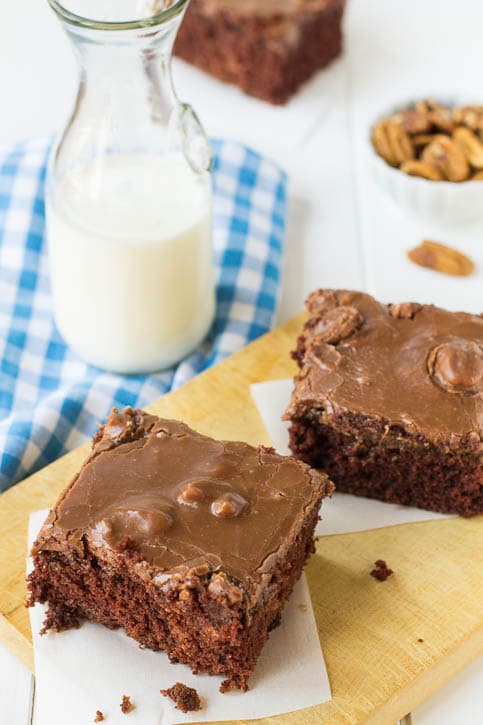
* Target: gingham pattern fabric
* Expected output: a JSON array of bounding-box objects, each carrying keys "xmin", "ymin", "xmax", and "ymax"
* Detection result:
[{"xmin": 0, "ymin": 137, "xmax": 287, "ymax": 492}]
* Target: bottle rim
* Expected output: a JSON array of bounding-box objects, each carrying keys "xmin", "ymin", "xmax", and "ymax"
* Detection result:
[{"xmin": 47, "ymin": 0, "xmax": 190, "ymax": 31}]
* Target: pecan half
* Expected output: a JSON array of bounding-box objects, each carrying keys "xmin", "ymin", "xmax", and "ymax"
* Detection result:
[
  {"xmin": 428, "ymin": 340, "xmax": 483, "ymax": 395},
  {"xmin": 372, "ymin": 120, "xmax": 398, "ymax": 166},
  {"xmin": 453, "ymin": 105, "xmax": 483, "ymax": 131},
  {"xmin": 305, "ymin": 289, "xmax": 338, "ymax": 315},
  {"xmin": 427, "ymin": 109, "xmax": 454, "ymax": 134},
  {"xmin": 421, "ymin": 135, "xmax": 470, "ymax": 181},
  {"xmin": 387, "ymin": 121, "xmax": 415, "ymax": 165},
  {"xmin": 452, "ymin": 126, "xmax": 483, "ymax": 169},
  {"xmin": 415, "ymin": 99, "xmax": 445, "ymax": 114},
  {"xmin": 311, "ymin": 306, "xmax": 363, "ymax": 345},
  {"xmin": 392, "ymin": 111, "xmax": 431, "ymax": 135},
  {"xmin": 372, "ymin": 120, "xmax": 414, "ymax": 166},
  {"xmin": 400, "ymin": 160, "xmax": 443, "ymax": 181},
  {"xmin": 388, "ymin": 302, "xmax": 423, "ymax": 319},
  {"xmin": 412, "ymin": 133, "xmax": 437, "ymax": 149},
  {"xmin": 407, "ymin": 240, "xmax": 474, "ymax": 276}
]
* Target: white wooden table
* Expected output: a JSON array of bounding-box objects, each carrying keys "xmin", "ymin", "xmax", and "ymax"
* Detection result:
[{"xmin": 0, "ymin": 1, "xmax": 481, "ymax": 722}]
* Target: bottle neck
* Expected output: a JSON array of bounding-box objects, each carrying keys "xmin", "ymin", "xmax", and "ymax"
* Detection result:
[
  {"xmin": 65, "ymin": 17, "xmax": 181, "ymax": 122},
  {"xmin": 49, "ymin": 1, "xmax": 212, "ymax": 180},
  {"xmin": 51, "ymin": 12, "xmax": 190, "ymax": 173}
]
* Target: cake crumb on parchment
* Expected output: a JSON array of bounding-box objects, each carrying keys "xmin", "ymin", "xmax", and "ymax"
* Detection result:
[
  {"xmin": 161, "ymin": 682, "xmax": 202, "ymax": 713},
  {"xmin": 120, "ymin": 695, "xmax": 135, "ymax": 714}
]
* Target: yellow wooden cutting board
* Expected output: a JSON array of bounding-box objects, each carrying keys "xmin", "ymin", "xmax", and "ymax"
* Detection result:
[{"xmin": 0, "ymin": 314, "xmax": 482, "ymax": 725}]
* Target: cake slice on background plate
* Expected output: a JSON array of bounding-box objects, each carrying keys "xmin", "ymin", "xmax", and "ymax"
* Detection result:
[
  {"xmin": 285, "ymin": 289, "xmax": 482, "ymax": 516},
  {"xmin": 174, "ymin": 0, "xmax": 346, "ymax": 104}
]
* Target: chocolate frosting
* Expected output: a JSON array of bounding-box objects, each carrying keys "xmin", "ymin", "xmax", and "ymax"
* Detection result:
[
  {"xmin": 285, "ymin": 290, "xmax": 482, "ymax": 447},
  {"xmin": 33, "ymin": 409, "xmax": 332, "ymax": 596}
]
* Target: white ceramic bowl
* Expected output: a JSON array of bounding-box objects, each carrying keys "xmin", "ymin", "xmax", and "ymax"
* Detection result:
[{"xmin": 368, "ymin": 98, "xmax": 483, "ymax": 226}]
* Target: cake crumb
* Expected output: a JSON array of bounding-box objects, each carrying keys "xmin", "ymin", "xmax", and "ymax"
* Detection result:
[
  {"xmin": 417, "ymin": 638, "xmax": 424, "ymax": 643},
  {"xmin": 120, "ymin": 695, "xmax": 134, "ymax": 714},
  {"xmin": 94, "ymin": 712, "xmax": 104, "ymax": 723},
  {"xmin": 298, "ymin": 603, "xmax": 308, "ymax": 612},
  {"xmin": 370, "ymin": 559, "xmax": 393, "ymax": 582},
  {"xmin": 161, "ymin": 683, "xmax": 201, "ymax": 713},
  {"xmin": 220, "ymin": 678, "xmax": 248, "ymax": 693}
]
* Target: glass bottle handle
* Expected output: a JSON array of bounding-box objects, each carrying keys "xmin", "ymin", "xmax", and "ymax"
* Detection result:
[{"xmin": 178, "ymin": 102, "xmax": 213, "ymax": 175}]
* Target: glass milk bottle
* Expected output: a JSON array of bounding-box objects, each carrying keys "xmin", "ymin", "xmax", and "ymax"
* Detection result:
[{"xmin": 45, "ymin": 0, "xmax": 215, "ymax": 373}]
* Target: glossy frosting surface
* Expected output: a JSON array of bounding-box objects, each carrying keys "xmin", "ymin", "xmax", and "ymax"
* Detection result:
[
  {"xmin": 286, "ymin": 290, "xmax": 483, "ymax": 445},
  {"xmin": 34, "ymin": 409, "xmax": 330, "ymax": 588}
]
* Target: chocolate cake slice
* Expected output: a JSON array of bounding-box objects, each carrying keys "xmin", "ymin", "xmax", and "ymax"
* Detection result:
[
  {"xmin": 28, "ymin": 408, "xmax": 333, "ymax": 690},
  {"xmin": 174, "ymin": 0, "xmax": 346, "ymax": 104},
  {"xmin": 284, "ymin": 289, "xmax": 482, "ymax": 516}
]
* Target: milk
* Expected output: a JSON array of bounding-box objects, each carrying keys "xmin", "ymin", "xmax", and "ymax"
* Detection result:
[{"xmin": 46, "ymin": 153, "xmax": 214, "ymax": 373}]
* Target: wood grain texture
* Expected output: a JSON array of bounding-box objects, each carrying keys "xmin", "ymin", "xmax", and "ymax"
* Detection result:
[{"xmin": 0, "ymin": 313, "xmax": 482, "ymax": 724}]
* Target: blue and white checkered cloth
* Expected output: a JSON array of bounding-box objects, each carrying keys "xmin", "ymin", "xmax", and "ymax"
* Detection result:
[{"xmin": 0, "ymin": 137, "xmax": 287, "ymax": 492}]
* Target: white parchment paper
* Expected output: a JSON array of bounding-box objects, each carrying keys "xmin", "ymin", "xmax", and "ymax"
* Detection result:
[
  {"xmin": 250, "ymin": 379, "xmax": 454, "ymax": 535},
  {"xmin": 28, "ymin": 510, "xmax": 331, "ymax": 725}
]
